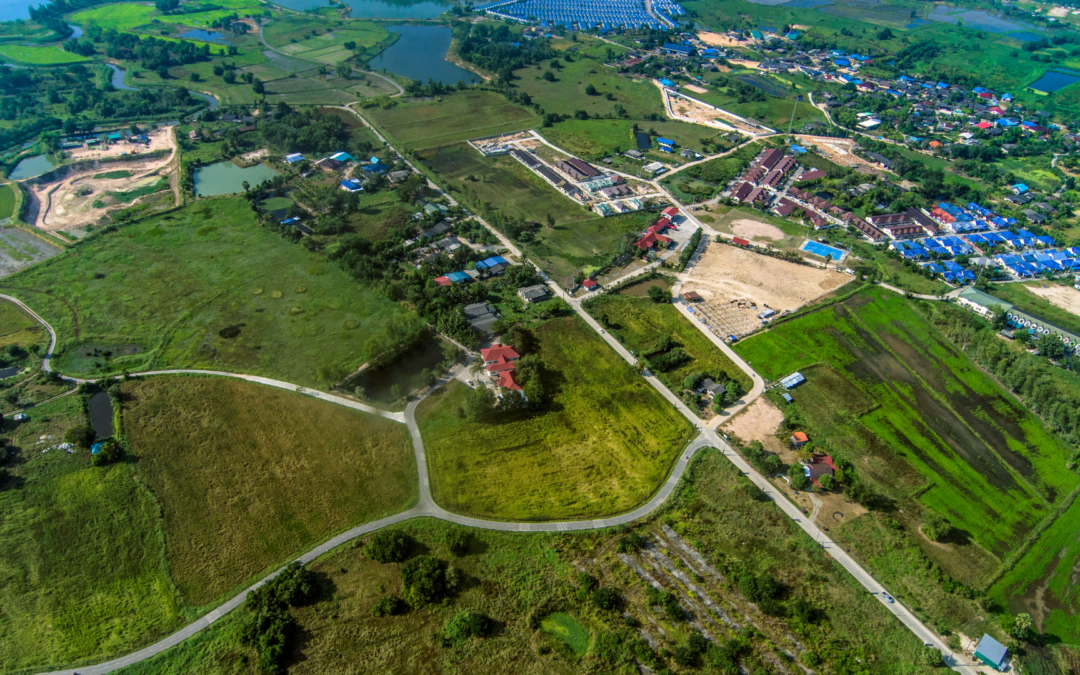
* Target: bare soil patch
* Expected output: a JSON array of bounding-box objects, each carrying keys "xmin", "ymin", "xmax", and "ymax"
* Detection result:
[
  {"xmin": 730, "ymin": 218, "xmax": 785, "ymax": 241},
  {"xmin": 64, "ymin": 127, "xmax": 174, "ymax": 162},
  {"xmin": 684, "ymin": 83, "xmax": 709, "ymax": 94},
  {"xmin": 723, "ymin": 396, "xmax": 783, "ymax": 441},
  {"xmin": 1025, "ymin": 283, "xmax": 1080, "ymax": 316},
  {"xmin": 697, "ymin": 30, "xmax": 743, "ymax": 47},
  {"xmin": 794, "ymin": 135, "xmax": 885, "ymax": 175}
]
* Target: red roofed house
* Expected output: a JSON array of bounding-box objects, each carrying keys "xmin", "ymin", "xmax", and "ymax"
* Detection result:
[
  {"xmin": 988, "ymin": 106, "xmax": 1004, "ymax": 115},
  {"xmin": 732, "ymin": 237, "xmax": 750, "ymax": 246},
  {"xmin": 636, "ymin": 232, "xmax": 672, "ymax": 251},
  {"xmin": 978, "ymin": 91, "xmax": 994, "ymax": 99},
  {"xmin": 582, "ymin": 277, "xmax": 599, "ymax": 290},
  {"xmin": 803, "ymin": 454, "xmax": 836, "ymax": 486},
  {"xmin": 435, "ymin": 276, "xmax": 452, "ymax": 287},
  {"xmin": 481, "ymin": 345, "xmax": 520, "ymax": 373},
  {"xmin": 791, "ymin": 431, "xmax": 810, "ymax": 448},
  {"xmin": 975, "ymin": 121, "xmax": 993, "ymax": 130},
  {"xmin": 650, "ymin": 218, "xmax": 671, "ymax": 233},
  {"xmin": 496, "ymin": 369, "xmax": 522, "ymax": 391},
  {"xmin": 662, "ymin": 206, "xmax": 679, "ymax": 218}
]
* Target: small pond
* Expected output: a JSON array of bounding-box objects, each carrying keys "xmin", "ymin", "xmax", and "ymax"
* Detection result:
[
  {"xmin": 1029, "ymin": 70, "xmax": 1080, "ymax": 93},
  {"xmin": 354, "ymin": 339, "xmax": 448, "ymax": 407},
  {"xmin": 620, "ymin": 278, "xmax": 673, "ymax": 297},
  {"xmin": 9, "ymin": 154, "xmax": 56, "ymax": 180},
  {"xmin": 88, "ymin": 391, "xmax": 114, "ymax": 440},
  {"xmin": 342, "ymin": 0, "xmax": 449, "ymax": 19},
  {"xmin": 179, "ymin": 28, "xmax": 229, "ymax": 44},
  {"xmin": 106, "ymin": 63, "xmax": 137, "ymax": 91},
  {"xmin": 194, "ymin": 161, "xmax": 279, "ymax": 196},
  {"xmin": 368, "ymin": 25, "xmax": 477, "ymax": 85},
  {"xmin": 0, "ymin": 366, "xmax": 18, "ymax": 379}
]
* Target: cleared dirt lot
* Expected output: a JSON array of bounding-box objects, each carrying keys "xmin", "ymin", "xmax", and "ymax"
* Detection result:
[
  {"xmin": 684, "ymin": 241, "xmax": 850, "ymax": 312},
  {"xmin": 697, "ymin": 31, "xmax": 744, "ymax": 47},
  {"xmin": 65, "ymin": 127, "xmax": 174, "ymax": 162},
  {"xmin": 1025, "ymin": 283, "xmax": 1080, "ymax": 315},
  {"xmin": 794, "ymin": 135, "xmax": 885, "ymax": 175},
  {"xmin": 730, "ymin": 218, "xmax": 784, "ymax": 241}
]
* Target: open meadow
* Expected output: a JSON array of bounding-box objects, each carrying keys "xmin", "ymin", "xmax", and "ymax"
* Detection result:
[
  {"xmin": 734, "ymin": 288, "xmax": 1077, "ymax": 568},
  {"xmin": 0, "ymin": 197, "xmax": 417, "ymax": 387},
  {"xmin": 988, "ymin": 280, "xmax": 1080, "ymax": 337},
  {"xmin": 418, "ymin": 316, "xmax": 694, "ymax": 520},
  {"xmin": 121, "ymin": 376, "xmax": 416, "ymax": 607}
]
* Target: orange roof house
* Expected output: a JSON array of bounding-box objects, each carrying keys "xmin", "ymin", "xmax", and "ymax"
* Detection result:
[
  {"xmin": 791, "ymin": 431, "xmax": 810, "ymax": 447},
  {"xmin": 480, "ymin": 345, "xmax": 520, "ymax": 373},
  {"xmin": 928, "ymin": 140, "xmax": 942, "ymax": 149},
  {"xmin": 496, "ymin": 369, "xmax": 522, "ymax": 391}
]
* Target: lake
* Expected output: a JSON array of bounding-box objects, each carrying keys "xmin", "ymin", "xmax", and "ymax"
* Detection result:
[
  {"xmin": 368, "ymin": 25, "xmax": 477, "ymax": 85},
  {"xmin": 179, "ymin": 28, "xmax": 229, "ymax": 44},
  {"xmin": 9, "ymin": 154, "xmax": 55, "ymax": 180},
  {"xmin": 88, "ymin": 391, "xmax": 114, "ymax": 440},
  {"xmin": 194, "ymin": 161, "xmax": 280, "ymax": 196},
  {"xmin": 1029, "ymin": 70, "xmax": 1080, "ymax": 93},
  {"xmin": 342, "ymin": 0, "xmax": 449, "ymax": 18}
]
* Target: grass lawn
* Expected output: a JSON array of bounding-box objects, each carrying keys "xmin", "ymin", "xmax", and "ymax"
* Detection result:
[
  {"xmin": 539, "ymin": 117, "xmax": 720, "ymax": 161},
  {"xmin": 420, "ymin": 141, "xmax": 653, "ymax": 283},
  {"xmin": 362, "ymin": 90, "xmax": 540, "ymax": 152},
  {"xmin": 987, "ymin": 280, "xmax": 1080, "ymax": 337},
  {"xmin": 0, "ymin": 43, "xmax": 89, "ymax": 64},
  {"xmin": 418, "ymin": 316, "xmax": 694, "ymax": 520},
  {"xmin": 0, "ymin": 197, "xmax": 417, "ymax": 388},
  {"xmin": 0, "ymin": 183, "xmax": 15, "ymax": 219},
  {"xmin": 114, "ymin": 450, "xmax": 935, "ymax": 675},
  {"xmin": 686, "ymin": 81, "xmax": 825, "ymax": 130},
  {"xmin": 0, "ymin": 395, "xmax": 178, "ymax": 673},
  {"xmin": 585, "ymin": 290, "xmax": 752, "ymax": 395},
  {"xmin": 999, "ymin": 156, "xmax": 1062, "ymax": 193},
  {"xmin": 734, "ymin": 288, "xmax": 1077, "ymax": 563},
  {"xmin": 121, "ymin": 375, "xmax": 416, "ymax": 606},
  {"xmin": 661, "ymin": 143, "xmax": 762, "ymax": 203}
]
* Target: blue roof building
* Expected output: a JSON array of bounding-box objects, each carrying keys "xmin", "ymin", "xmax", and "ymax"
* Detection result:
[
  {"xmin": 659, "ymin": 78, "xmax": 676, "ymax": 88},
  {"xmin": 701, "ymin": 48, "xmax": 719, "ymax": 57},
  {"xmin": 834, "ymin": 58, "xmax": 850, "ymax": 68},
  {"xmin": 662, "ymin": 42, "xmax": 693, "ymax": 56},
  {"xmin": 446, "ymin": 271, "xmax": 471, "ymax": 284},
  {"xmin": 330, "ymin": 151, "xmax": 353, "ymax": 162},
  {"xmin": 340, "ymin": 179, "xmax": 363, "ymax": 192},
  {"xmin": 476, "ymin": 256, "xmax": 509, "ymax": 270},
  {"xmin": 657, "ymin": 137, "xmax": 676, "ymax": 147},
  {"xmin": 285, "ymin": 153, "xmax": 305, "ymax": 164},
  {"xmin": 365, "ymin": 157, "xmax": 388, "ymax": 173},
  {"xmin": 91, "ymin": 442, "xmax": 103, "ymax": 455},
  {"xmin": 974, "ymin": 634, "xmax": 1008, "ymax": 671}
]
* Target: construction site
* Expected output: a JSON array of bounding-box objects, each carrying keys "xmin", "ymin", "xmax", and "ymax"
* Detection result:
[
  {"xmin": 682, "ymin": 240, "xmax": 850, "ymax": 339},
  {"xmin": 660, "ymin": 86, "xmax": 774, "ymax": 137},
  {"xmin": 24, "ymin": 128, "xmax": 178, "ymax": 234},
  {"xmin": 793, "ymin": 135, "xmax": 887, "ymax": 175}
]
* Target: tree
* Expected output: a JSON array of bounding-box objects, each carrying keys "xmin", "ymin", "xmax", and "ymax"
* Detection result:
[
  {"xmin": 818, "ymin": 474, "xmax": 837, "ymax": 491},
  {"xmin": 591, "ymin": 586, "xmax": 621, "ymax": 610},
  {"xmin": 252, "ymin": 77, "xmax": 264, "ymax": 94},
  {"xmin": 574, "ymin": 109, "xmax": 589, "ymax": 120},
  {"xmin": 922, "ymin": 511, "xmax": 954, "ymax": 542},
  {"xmin": 443, "ymin": 610, "xmax": 492, "ymax": 646},
  {"xmin": 371, "ymin": 594, "xmax": 403, "ymax": 617},
  {"xmin": 444, "ymin": 529, "xmax": 470, "ymax": 556},
  {"xmin": 789, "ymin": 465, "xmax": 811, "ymax": 490},
  {"xmin": 917, "ymin": 645, "xmax": 943, "ymax": 668},
  {"xmin": 364, "ymin": 530, "xmax": 413, "ymax": 563},
  {"xmin": 542, "ymin": 71, "xmax": 555, "ymax": 82},
  {"xmin": 990, "ymin": 304, "xmax": 1009, "ymax": 330},
  {"xmin": 877, "ymin": 27, "xmax": 895, "ymax": 40},
  {"xmin": 189, "ymin": 72, "xmax": 200, "ymax": 82},
  {"xmin": 400, "ymin": 555, "xmax": 449, "ymax": 607},
  {"xmin": 91, "ymin": 439, "xmax": 122, "ymax": 466},
  {"xmin": 65, "ymin": 425, "xmax": 95, "ymax": 449},
  {"xmin": 1011, "ymin": 612, "xmax": 1035, "ymax": 641},
  {"xmin": 1038, "ymin": 333, "xmax": 1066, "ymax": 360},
  {"xmin": 647, "ymin": 285, "xmax": 669, "ymax": 303},
  {"xmin": 585, "ymin": 84, "xmax": 598, "ymax": 95},
  {"xmin": 335, "ymin": 61, "xmax": 351, "ymax": 79}
]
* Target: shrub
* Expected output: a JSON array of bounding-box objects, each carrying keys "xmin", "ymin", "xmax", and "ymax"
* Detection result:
[
  {"xmin": 444, "ymin": 529, "xmax": 470, "ymax": 556},
  {"xmin": 591, "ymin": 586, "xmax": 621, "ymax": 610},
  {"xmin": 364, "ymin": 530, "xmax": 413, "ymax": 563},
  {"xmin": 242, "ymin": 563, "xmax": 320, "ymax": 674},
  {"xmin": 443, "ymin": 610, "xmax": 492, "ymax": 646},
  {"xmin": 400, "ymin": 555, "xmax": 449, "ymax": 607},
  {"xmin": 788, "ymin": 465, "xmax": 811, "ymax": 490},
  {"xmin": 371, "ymin": 594, "xmax": 403, "ymax": 617},
  {"xmin": 617, "ymin": 531, "xmax": 648, "ymax": 552},
  {"xmin": 818, "ymin": 474, "xmax": 837, "ymax": 491},
  {"xmin": 90, "ymin": 438, "xmax": 122, "ymax": 466},
  {"xmin": 922, "ymin": 511, "xmax": 954, "ymax": 542},
  {"xmin": 65, "ymin": 425, "xmax": 95, "ymax": 449}
]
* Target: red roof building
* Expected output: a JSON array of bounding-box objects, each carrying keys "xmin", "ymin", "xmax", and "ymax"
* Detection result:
[
  {"xmin": 989, "ymin": 106, "xmax": 1004, "ymax": 115},
  {"xmin": 480, "ymin": 345, "xmax": 520, "ymax": 373},
  {"xmin": 799, "ymin": 169, "xmax": 826, "ymax": 182},
  {"xmin": 732, "ymin": 237, "xmax": 750, "ymax": 246},
  {"xmin": 434, "ymin": 276, "xmax": 452, "ymax": 286},
  {"xmin": 635, "ymin": 232, "xmax": 672, "ymax": 251},
  {"xmin": 975, "ymin": 121, "xmax": 993, "ymax": 130},
  {"xmin": 662, "ymin": 206, "xmax": 679, "ymax": 218},
  {"xmin": 496, "ymin": 369, "xmax": 522, "ymax": 391},
  {"xmin": 582, "ymin": 277, "xmax": 599, "ymax": 289}
]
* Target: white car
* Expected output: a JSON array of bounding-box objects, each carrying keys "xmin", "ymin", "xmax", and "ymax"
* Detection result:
[
  {"xmin": 882, "ymin": 592, "xmax": 895, "ymax": 604},
  {"xmin": 466, "ymin": 380, "xmax": 475, "ymax": 387},
  {"xmin": 599, "ymin": 329, "xmax": 605, "ymax": 334}
]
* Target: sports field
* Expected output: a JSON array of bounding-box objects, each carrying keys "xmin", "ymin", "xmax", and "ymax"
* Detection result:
[
  {"xmin": 0, "ymin": 44, "xmax": 89, "ymax": 64},
  {"xmin": 0, "ymin": 197, "xmax": 417, "ymax": 387},
  {"xmin": 734, "ymin": 288, "xmax": 1077, "ymax": 559},
  {"xmin": 363, "ymin": 91, "xmax": 540, "ymax": 151},
  {"xmin": 122, "ymin": 376, "xmax": 416, "ymax": 606},
  {"xmin": 418, "ymin": 316, "xmax": 694, "ymax": 520}
]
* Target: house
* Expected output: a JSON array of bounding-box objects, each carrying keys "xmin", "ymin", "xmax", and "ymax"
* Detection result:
[
  {"xmin": 657, "ymin": 137, "xmax": 677, "ymax": 149},
  {"xmin": 388, "ymin": 169, "xmax": 411, "ymax": 182},
  {"xmin": 315, "ymin": 157, "xmax": 345, "ymax": 172},
  {"xmin": 624, "ymin": 149, "xmax": 644, "ymax": 159},
  {"xmin": 285, "ymin": 153, "xmax": 305, "ymax": 164},
  {"xmin": 518, "ymin": 284, "xmax": 550, "ymax": 304},
  {"xmin": 557, "ymin": 158, "xmax": 601, "ymax": 181},
  {"xmin": 480, "ymin": 344, "xmax": 520, "ymax": 372},
  {"xmin": 974, "ymin": 634, "xmax": 1008, "ymax": 671},
  {"xmin": 464, "ymin": 303, "xmax": 500, "ymax": 334},
  {"xmin": 791, "ymin": 431, "xmax": 810, "ymax": 448},
  {"xmin": 1011, "ymin": 183, "xmax": 1029, "ymax": 195},
  {"xmin": 363, "ymin": 156, "xmax": 388, "ymax": 173},
  {"xmin": 698, "ymin": 378, "xmax": 727, "ymax": 400},
  {"xmin": 662, "ymin": 205, "xmax": 680, "ymax": 219},
  {"xmin": 636, "ymin": 231, "xmax": 672, "ymax": 251},
  {"xmin": 683, "ymin": 290, "xmax": 703, "ymax": 302},
  {"xmin": 340, "ymin": 179, "xmax": 363, "ymax": 193},
  {"xmin": 188, "ymin": 129, "xmax": 200, "ymax": 142},
  {"xmin": 582, "ymin": 278, "xmax": 599, "ymax": 291},
  {"xmin": 496, "ymin": 369, "xmax": 522, "ymax": 391},
  {"xmin": 642, "ymin": 162, "xmax": 666, "ymax": 175},
  {"xmin": 802, "ymin": 454, "xmax": 836, "ymax": 486},
  {"xmin": 798, "ymin": 169, "xmax": 826, "ymax": 182},
  {"xmin": 662, "ymin": 42, "xmax": 694, "ymax": 56},
  {"xmin": 330, "ymin": 151, "xmax": 354, "ymax": 162}
]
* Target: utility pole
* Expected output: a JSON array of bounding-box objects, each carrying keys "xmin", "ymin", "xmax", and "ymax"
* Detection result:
[{"xmin": 786, "ymin": 95, "xmax": 802, "ymax": 143}]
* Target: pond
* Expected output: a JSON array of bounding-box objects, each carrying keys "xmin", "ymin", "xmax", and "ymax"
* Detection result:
[
  {"xmin": 368, "ymin": 25, "xmax": 477, "ymax": 85},
  {"xmin": 9, "ymin": 154, "xmax": 55, "ymax": 180},
  {"xmin": 926, "ymin": 6, "xmax": 1038, "ymax": 34},
  {"xmin": 619, "ymin": 278, "xmax": 672, "ymax": 297},
  {"xmin": 179, "ymin": 28, "xmax": 229, "ymax": 44},
  {"xmin": 342, "ymin": 0, "xmax": 449, "ymax": 19},
  {"xmin": 354, "ymin": 339, "xmax": 448, "ymax": 407},
  {"xmin": 194, "ymin": 161, "xmax": 280, "ymax": 196},
  {"xmin": 1029, "ymin": 70, "xmax": 1080, "ymax": 93},
  {"xmin": 106, "ymin": 63, "xmax": 137, "ymax": 91},
  {"xmin": 88, "ymin": 391, "xmax": 114, "ymax": 440}
]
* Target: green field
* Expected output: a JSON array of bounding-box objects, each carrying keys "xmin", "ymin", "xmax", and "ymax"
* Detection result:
[
  {"xmin": 0, "ymin": 197, "xmax": 416, "ymax": 388},
  {"xmin": 734, "ymin": 288, "xmax": 1077, "ymax": 562},
  {"xmin": 264, "ymin": 17, "xmax": 390, "ymax": 64},
  {"xmin": 585, "ymin": 288, "xmax": 752, "ymax": 398},
  {"xmin": 71, "ymin": 3, "xmax": 156, "ymax": 32},
  {"xmin": 363, "ymin": 91, "xmax": 540, "ymax": 151},
  {"xmin": 0, "ymin": 43, "xmax": 89, "ymax": 64},
  {"xmin": 988, "ymin": 280, "xmax": 1080, "ymax": 338},
  {"xmin": 418, "ymin": 316, "xmax": 694, "ymax": 520},
  {"xmin": 661, "ymin": 143, "xmax": 763, "ymax": 203},
  {"xmin": 114, "ymin": 449, "xmax": 935, "ymax": 675},
  {"xmin": 420, "ymin": 140, "xmax": 654, "ymax": 283},
  {"xmin": 683, "ymin": 81, "xmax": 825, "ymax": 130},
  {"xmin": 0, "ymin": 395, "xmax": 178, "ymax": 673},
  {"xmin": 0, "ymin": 296, "xmax": 47, "ymax": 350},
  {"xmin": 540, "ymin": 117, "xmax": 718, "ymax": 161},
  {"xmin": 122, "ymin": 376, "xmax": 416, "ymax": 606},
  {"xmin": 0, "ymin": 184, "xmax": 15, "ymax": 219}
]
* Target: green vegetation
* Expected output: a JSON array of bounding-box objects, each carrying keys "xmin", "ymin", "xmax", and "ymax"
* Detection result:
[
  {"xmin": 539, "ymin": 117, "xmax": 715, "ymax": 161},
  {"xmin": 0, "ymin": 297, "xmax": 47, "ymax": 350},
  {"xmin": 0, "ymin": 197, "xmax": 417, "ymax": 387},
  {"xmin": 0, "ymin": 183, "xmax": 15, "ymax": 219},
  {"xmin": 661, "ymin": 142, "xmax": 762, "ymax": 203},
  {"xmin": 364, "ymin": 91, "xmax": 540, "ymax": 152},
  {"xmin": 70, "ymin": 3, "xmax": 157, "ymax": 32},
  {"xmin": 0, "ymin": 43, "xmax": 89, "ymax": 64},
  {"xmin": 418, "ymin": 316, "xmax": 693, "ymax": 520},
  {"xmin": 263, "ymin": 16, "xmax": 391, "ymax": 64},
  {"xmin": 585, "ymin": 285, "xmax": 752, "ymax": 403},
  {"xmin": 0, "ymin": 395, "xmax": 178, "ymax": 673},
  {"xmin": 121, "ymin": 375, "xmax": 416, "ymax": 606},
  {"xmin": 987, "ymin": 280, "xmax": 1080, "ymax": 337},
  {"xmin": 540, "ymin": 612, "xmax": 591, "ymax": 656},
  {"xmin": 734, "ymin": 288, "xmax": 1077, "ymax": 563}
]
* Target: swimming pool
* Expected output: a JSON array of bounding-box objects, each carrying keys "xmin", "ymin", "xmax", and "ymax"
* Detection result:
[{"xmin": 801, "ymin": 240, "xmax": 848, "ymax": 262}]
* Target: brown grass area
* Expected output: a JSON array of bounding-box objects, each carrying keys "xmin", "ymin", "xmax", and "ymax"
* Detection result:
[
  {"xmin": 121, "ymin": 376, "xmax": 417, "ymax": 606},
  {"xmin": 1025, "ymin": 283, "xmax": 1080, "ymax": 316}
]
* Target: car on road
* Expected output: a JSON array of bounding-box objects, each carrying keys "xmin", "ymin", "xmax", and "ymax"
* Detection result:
[
  {"xmin": 599, "ymin": 329, "xmax": 605, "ymax": 334},
  {"xmin": 882, "ymin": 592, "xmax": 895, "ymax": 603},
  {"xmin": 466, "ymin": 380, "xmax": 475, "ymax": 387}
]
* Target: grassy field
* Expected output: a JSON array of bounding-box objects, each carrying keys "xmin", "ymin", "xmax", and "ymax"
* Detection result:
[
  {"xmin": 0, "ymin": 43, "xmax": 89, "ymax": 64},
  {"xmin": 121, "ymin": 376, "xmax": 416, "ymax": 606},
  {"xmin": 264, "ymin": 16, "xmax": 390, "ymax": 64},
  {"xmin": 0, "ymin": 395, "xmax": 179, "ymax": 673},
  {"xmin": 661, "ymin": 143, "xmax": 762, "ymax": 203},
  {"xmin": 988, "ymin": 280, "xmax": 1080, "ymax": 337},
  {"xmin": 513, "ymin": 51, "xmax": 666, "ymax": 120},
  {"xmin": 0, "ymin": 296, "xmax": 48, "ymax": 350},
  {"xmin": 685, "ymin": 80, "xmax": 825, "ymax": 130},
  {"xmin": 71, "ymin": 2, "xmax": 156, "ymax": 31},
  {"xmin": 539, "ymin": 117, "xmax": 719, "ymax": 161},
  {"xmin": 585, "ymin": 288, "xmax": 752, "ymax": 395},
  {"xmin": 420, "ymin": 141, "xmax": 654, "ymax": 283},
  {"xmin": 0, "ymin": 184, "xmax": 15, "ymax": 219},
  {"xmin": 113, "ymin": 450, "xmax": 938, "ymax": 675},
  {"xmin": 734, "ymin": 288, "xmax": 1077, "ymax": 563},
  {"xmin": 418, "ymin": 316, "xmax": 693, "ymax": 520},
  {"xmin": 363, "ymin": 91, "xmax": 540, "ymax": 152},
  {"xmin": 0, "ymin": 197, "xmax": 417, "ymax": 388}
]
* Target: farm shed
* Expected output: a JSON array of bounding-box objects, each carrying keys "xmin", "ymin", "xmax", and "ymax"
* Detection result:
[
  {"xmin": 974, "ymin": 634, "xmax": 1008, "ymax": 671},
  {"xmin": 779, "ymin": 372, "xmax": 806, "ymax": 389}
]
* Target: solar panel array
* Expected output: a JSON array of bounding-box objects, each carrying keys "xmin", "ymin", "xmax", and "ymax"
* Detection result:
[{"xmin": 478, "ymin": 0, "xmax": 684, "ymax": 30}]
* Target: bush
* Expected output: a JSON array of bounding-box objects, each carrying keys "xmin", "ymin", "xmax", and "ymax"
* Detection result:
[
  {"xmin": 617, "ymin": 531, "xmax": 648, "ymax": 552},
  {"xmin": 400, "ymin": 555, "xmax": 449, "ymax": 607},
  {"xmin": 443, "ymin": 610, "xmax": 492, "ymax": 646},
  {"xmin": 818, "ymin": 474, "xmax": 836, "ymax": 491},
  {"xmin": 364, "ymin": 530, "xmax": 413, "ymax": 563},
  {"xmin": 788, "ymin": 465, "xmax": 811, "ymax": 490},
  {"xmin": 646, "ymin": 586, "xmax": 683, "ymax": 621},
  {"xmin": 591, "ymin": 586, "xmax": 621, "ymax": 610},
  {"xmin": 371, "ymin": 594, "xmax": 403, "ymax": 617},
  {"xmin": 444, "ymin": 529, "xmax": 470, "ymax": 556},
  {"xmin": 242, "ymin": 563, "xmax": 320, "ymax": 675},
  {"xmin": 90, "ymin": 438, "xmax": 122, "ymax": 466},
  {"xmin": 922, "ymin": 511, "xmax": 954, "ymax": 542},
  {"xmin": 65, "ymin": 424, "xmax": 95, "ymax": 449}
]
